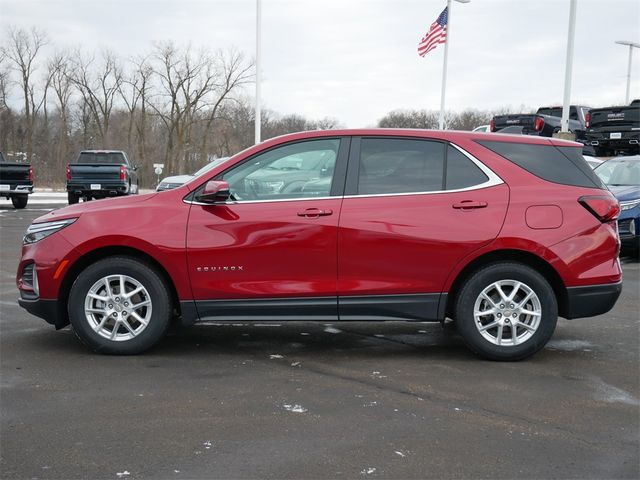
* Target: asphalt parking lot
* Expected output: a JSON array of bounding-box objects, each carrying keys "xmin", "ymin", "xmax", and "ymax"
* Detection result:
[{"xmin": 1, "ymin": 201, "xmax": 638, "ymax": 480}]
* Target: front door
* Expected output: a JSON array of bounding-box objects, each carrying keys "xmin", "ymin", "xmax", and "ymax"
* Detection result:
[{"xmin": 186, "ymin": 137, "xmax": 349, "ymax": 321}]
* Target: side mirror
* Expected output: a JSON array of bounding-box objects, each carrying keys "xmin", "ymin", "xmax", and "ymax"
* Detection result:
[{"xmin": 197, "ymin": 180, "xmax": 231, "ymax": 203}]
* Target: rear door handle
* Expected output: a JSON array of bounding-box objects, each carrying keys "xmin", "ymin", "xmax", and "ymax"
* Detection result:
[
  {"xmin": 452, "ymin": 200, "xmax": 488, "ymax": 210},
  {"xmin": 297, "ymin": 208, "xmax": 333, "ymax": 218}
]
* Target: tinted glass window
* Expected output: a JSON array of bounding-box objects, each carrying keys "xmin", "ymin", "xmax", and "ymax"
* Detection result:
[
  {"xmin": 77, "ymin": 152, "xmax": 126, "ymax": 164},
  {"xmin": 219, "ymin": 139, "xmax": 339, "ymax": 201},
  {"xmin": 446, "ymin": 146, "xmax": 489, "ymax": 190},
  {"xmin": 358, "ymin": 139, "xmax": 444, "ymax": 194},
  {"xmin": 477, "ymin": 141, "xmax": 604, "ymax": 189}
]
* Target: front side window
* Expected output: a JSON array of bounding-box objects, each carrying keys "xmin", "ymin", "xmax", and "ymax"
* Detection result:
[
  {"xmin": 219, "ymin": 139, "xmax": 339, "ymax": 201},
  {"xmin": 358, "ymin": 139, "xmax": 444, "ymax": 194}
]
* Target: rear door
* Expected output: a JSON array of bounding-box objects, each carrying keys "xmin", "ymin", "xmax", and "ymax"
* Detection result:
[{"xmin": 337, "ymin": 137, "xmax": 509, "ymax": 320}]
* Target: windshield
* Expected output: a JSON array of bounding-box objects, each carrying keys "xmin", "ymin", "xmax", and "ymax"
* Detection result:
[{"xmin": 595, "ymin": 159, "xmax": 640, "ymax": 186}]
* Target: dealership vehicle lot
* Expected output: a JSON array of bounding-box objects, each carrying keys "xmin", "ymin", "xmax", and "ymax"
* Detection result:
[{"xmin": 1, "ymin": 203, "xmax": 638, "ymax": 479}]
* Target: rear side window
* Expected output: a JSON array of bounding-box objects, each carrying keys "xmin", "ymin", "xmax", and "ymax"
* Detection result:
[
  {"xmin": 445, "ymin": 146, "xmax": 488, "ymax": 190},
  {"xmin": 358, "ymin": 139, "xmax": 444, "ymax": 194},
  {"xmin": 476, "ymin": 141, "xmax": 604, "ymax": 189}
]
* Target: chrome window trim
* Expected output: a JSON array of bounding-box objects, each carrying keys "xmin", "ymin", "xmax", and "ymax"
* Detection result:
[{"xmin": 183, "ymin": 142, "xmax": 503, "ymax": 206}]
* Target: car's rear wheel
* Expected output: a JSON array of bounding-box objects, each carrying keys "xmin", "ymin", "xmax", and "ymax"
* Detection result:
[
  {"xmin": 454, "ymin": 262, "xmax": 557, "ymax": 361},
  {"xmin": 68, "ymin": 192, "xmax": 79, "ymax": 204},
  {"xmin": 11, "ymin": 195, "xmax": 28, "ymax": 209},
  {"xmin": 68, "ymin": 256, "xmax": 172, "ymax": 354}
]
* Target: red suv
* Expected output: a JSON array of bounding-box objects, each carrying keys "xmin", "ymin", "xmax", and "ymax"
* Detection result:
[{"xmin": 17, "ymin": 130, "xmax": 622, "ymax": 360}]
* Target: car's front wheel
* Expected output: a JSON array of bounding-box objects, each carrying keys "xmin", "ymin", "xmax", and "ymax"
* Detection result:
[
  {"xmin": 455, "ymin": 262, "xmax": 558, "ymax": 361},
  {"xmin": 68, "ymin": 256, "xmax": 172, "ymax": 354}
]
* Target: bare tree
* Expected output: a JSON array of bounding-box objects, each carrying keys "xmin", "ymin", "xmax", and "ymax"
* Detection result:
[
  {"xmin": 3, "ymin": 26, "xmax": 49, "ymax": 161},
  {"xmin": 71, "ymin": 49, "xmax": 123, "ymax": 147},
  {"xmin": 377, "ymin": 109, "xmax": 439, "ymax": 129},
  {"xmin": 47, "ymin": 50, "xmax": 74, "ymax": 173},
  {"xmin": 198, "ymin": 49, "xmax": 253, "ymax": 157}
]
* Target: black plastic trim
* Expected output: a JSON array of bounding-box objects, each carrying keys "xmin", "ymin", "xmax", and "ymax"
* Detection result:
[
  {"xmin": 564, "ymin": 281, "xmax": 622, "ymax": 319},
  {"xmin": 194, "ymin": 296, "xmax": 338, "ymax": 322},
  {"xmin": 18, "ymin": 298, "xmax": 67, "ymax": 328},
  {"xmin": 190, "ymin": 293, "xmax": 446, "ymax": 323},
  {"xmin": 339, "ymin": 293, "xmax": 442, "ymax": 321}
]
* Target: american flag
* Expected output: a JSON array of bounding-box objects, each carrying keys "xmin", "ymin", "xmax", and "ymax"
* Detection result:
[{"xmin": 417, "ymin": 7, "xmax": 448, "ymax": 57}]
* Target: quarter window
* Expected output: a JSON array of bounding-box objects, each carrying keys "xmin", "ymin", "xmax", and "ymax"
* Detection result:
[
  {"xmin": 358, "ymin": 139, "xmax": 444, "ymax": 194},
  {"xmin": 219, "ymin": 139, "xmax": 339, "ymax": 201},
  {"xmin": 445, "ymin": 146, "xmax": 489, "ymax": 190}
]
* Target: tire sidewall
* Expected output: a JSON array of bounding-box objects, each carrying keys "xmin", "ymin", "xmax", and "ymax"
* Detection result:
[
  {"xmin": 455, "ymin": 263, "xmax": 558, "ymax": 361},
  {"xmin": 68, "ymin": 257, "xmax": 171, "ymax": 354}
]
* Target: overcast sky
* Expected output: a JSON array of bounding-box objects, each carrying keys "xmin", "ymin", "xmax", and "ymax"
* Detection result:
[{"xmin": 1, "ymin": 0, "xmax": 639, "ymax": 127}]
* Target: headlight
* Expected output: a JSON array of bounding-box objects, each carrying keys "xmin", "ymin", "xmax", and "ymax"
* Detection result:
[
  {"xmin": 620, "ymin": 199, "xmax": 640, "ymax": 211},
  {"xmin": 23, "ymin": 218, "xmax": 77, "ymax": 244}
]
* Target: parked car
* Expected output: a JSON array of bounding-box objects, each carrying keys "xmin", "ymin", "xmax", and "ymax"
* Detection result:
[
  {"xmin": 594, "ymin": 155, "xmax": 640, "ymax": 253},
  {"xmin": 584, "ymin": 155, "xmax": 604, "ymax": 169},
  {"xmin": 17, "ymin": 130, "xmax": 622, "ymax": 360},
  {"xmin": 472, "ymin": 125, "xmax": 490, "ymax": 133},
  {"xmin": 156, "ymin": 157, "xmax": 230, "ymax": 192},
  {"xmin": 66, "ymin": 150, "xmax": 138, "ymax": 204},
  {"xmin": 0, "ymin": 151, "xmax": 33, "ymax": 209},
  {"xmin": 490, "ymin": 105, "xmax": 591, "ymax": 144},
  {"xmin": 585, "ymin": 100, "xmax": 640, "ymax": 157}
]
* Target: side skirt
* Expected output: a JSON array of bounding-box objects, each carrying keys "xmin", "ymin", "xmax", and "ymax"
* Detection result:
[{"xmin": 180, "ymin": 293, "xmax": 446, "ymax": 324}]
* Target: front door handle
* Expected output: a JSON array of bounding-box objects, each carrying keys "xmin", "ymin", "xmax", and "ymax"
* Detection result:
[
  {"xmin": 297, "ymin": 208, "xmax": 333, "ymax": 218},
  {"xmin": 452, "ymin": 200, "xmax": 488, "ymax": 210}
]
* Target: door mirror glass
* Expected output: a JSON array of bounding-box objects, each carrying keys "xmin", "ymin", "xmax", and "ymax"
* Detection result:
[{"xmin": 197, "ymin": 180, "xmax": 231, "ymax": 203}]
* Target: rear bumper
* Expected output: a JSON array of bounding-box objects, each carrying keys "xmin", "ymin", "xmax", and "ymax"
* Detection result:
[
  {"xmin": 0, "ymin": 184, "xmax": 33, "ymax": 196},
  {"xmin": 67, "ymin": 183, "xmax": 129, "ymax": 196},
  {"xmin": 564, "ymin": 281, "xmax": 622, "ymax": 319}
]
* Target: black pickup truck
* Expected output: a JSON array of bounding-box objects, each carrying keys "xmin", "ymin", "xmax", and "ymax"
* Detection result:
[
  {"xmin": 0, "ymin": 152, "xmax": 33, "ymax": 209},
  {"xmin": 66, "ymin": 150, "xmax": 139, "ymax": 204},
  {"xmin": 490, "ymin": 105, "xmax": 591, "ymax": 143},
  {"xmin": 585, "ymin": 100, "xmax": 640, "ymax": 156}
]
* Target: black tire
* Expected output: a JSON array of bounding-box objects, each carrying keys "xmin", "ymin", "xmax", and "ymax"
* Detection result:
[
  {"xmin": 11, "ymin": 195, "xmax": 28, "ymax": 209},
  {"xmin": 68, "ymin": 256, "xmax": 172, "ymax": 354},
  {"xmin": 593, "ymin": 146, "xmax": 609, "ymax": 157},
  {"xmin": 68, "ymin": 192, "xmax": 79, "ymax": 205},
  {"xmin": 454, "ymin": 262, "xmax": 558, "ymax": 361}
]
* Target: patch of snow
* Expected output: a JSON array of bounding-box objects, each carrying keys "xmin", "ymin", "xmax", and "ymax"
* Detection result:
[
  {"xmin": 324, "ymin": 326, "xmax": 342, "ymax": 334},
  {"xmin": 116, "ymin": 472, "xmax": 130, "ymax": 478},
  {"xmin": 395, "ymin": 451, "xmax": 405, "ymax": 457},
  {"xmin": 283, "ymin": 404, "xmax": 308, "ymax": 413},
  {"xmin": 545, "ymin": 339, "xmax": 595, "ymax": 351},
  {"xmin": 203, "ymin": 441, "xmax": 213, "ymax": 449},
  {"xmin": 291, "ymin": 361, "xmax": 301, "ymax": 367},
  {"xmin": 591, "ymin": 378, "xmax": 640, "ymax": 406},
  {"xmin": 361, "ymin": 467, "xmax": 377, "ymax": 475},
  {"xmin": 269, "ymin": 354, "xmax": 284, "ymax": 359}
]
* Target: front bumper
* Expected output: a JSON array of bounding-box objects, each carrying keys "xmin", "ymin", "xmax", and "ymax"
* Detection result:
[{"xmin": 564, "ymin": 281, "xmax": 623, "ymax": 319}]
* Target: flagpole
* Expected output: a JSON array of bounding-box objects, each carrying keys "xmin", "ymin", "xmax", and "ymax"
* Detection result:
[
  {"xmin": 438, "ymin": 0, "xmax": 452, "ymax": 130},
  {"xmin": 560, "ymin": 0, "xmax": 577, "ymax": 134},
  {"xmin": 255, "ymin": 0, "xmax": 262, "ymax": 144}
]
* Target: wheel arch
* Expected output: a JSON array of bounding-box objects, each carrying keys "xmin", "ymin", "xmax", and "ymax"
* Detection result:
[
  {"xmin": 57, "ymin": 246, "xmax": 182, "ymax": 329},
  {"xmin": 445, "ymin": 249, "xmax": 568, "ymax": 319}
]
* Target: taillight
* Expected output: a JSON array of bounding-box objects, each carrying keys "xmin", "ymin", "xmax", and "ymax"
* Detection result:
[
  {"xmin": 28, "ymin": 166, "xmax": 33, "ymax": 182},
  {"xmin": 534, "ymin": 117, "xmax": 545, "ymax": 132},
  {"xmin": 579, "ymin": 195, "xmax": 620, "ymax": 223},
  {"xmin": 585, "ymin": 112, "xmax": 591, "ymax": 128},
  {"xmin": 489, "ymin": 119, "xmax": 495, "ymax": 132},
  {"xmin": 120, "ymin": 165, "xmax": 126, "ymax": 181},
  {"xmin": 66, "ymin": 165, "xmax": 71, "ymax": 181}
]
